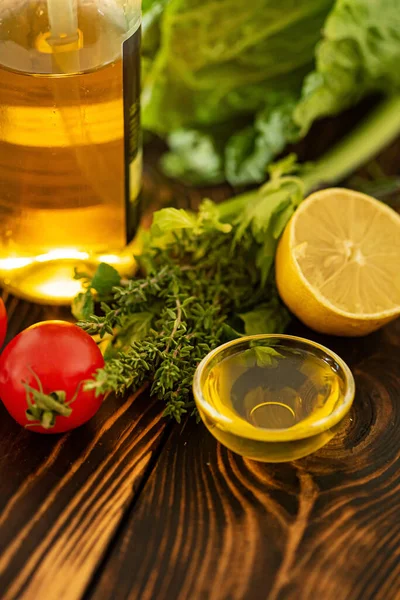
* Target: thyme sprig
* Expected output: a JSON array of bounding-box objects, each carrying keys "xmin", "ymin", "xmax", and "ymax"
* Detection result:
[{"xmin": 74, "ymin": 159, "xmax": 301, "ymax": 420}]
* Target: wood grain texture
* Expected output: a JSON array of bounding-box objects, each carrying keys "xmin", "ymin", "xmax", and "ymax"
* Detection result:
[
  {"xmin": 88, "ymin": 318, "xmax": 400, "ymax": 600},
  {"xmin": 0, "ymin": 293, "xmax": 167, "ymax": 600}
]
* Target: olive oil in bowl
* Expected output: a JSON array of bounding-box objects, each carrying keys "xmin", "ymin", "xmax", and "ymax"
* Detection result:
[{"xmin": 193, "ymin": 335, "xmax": 355, "ymax": 462}]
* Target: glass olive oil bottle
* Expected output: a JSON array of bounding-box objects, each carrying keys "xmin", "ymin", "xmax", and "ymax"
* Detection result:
[{"xmin": 0, "ymin": 0, "xmax": 142, "ymax": 303}]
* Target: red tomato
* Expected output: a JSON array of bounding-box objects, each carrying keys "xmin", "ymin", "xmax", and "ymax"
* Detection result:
[
  {"xmin": 0, "ymin": 321, "xmax": 104, "ymax": 433},
  {"xmin": 0, "ymin": 298, "xmax": 7, "ymax": 348}
]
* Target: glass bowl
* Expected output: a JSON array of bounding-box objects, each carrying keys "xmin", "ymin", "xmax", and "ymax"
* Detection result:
[{"xmin": 193, "ymin": 334, "xmax": 355, "ymax": 462}]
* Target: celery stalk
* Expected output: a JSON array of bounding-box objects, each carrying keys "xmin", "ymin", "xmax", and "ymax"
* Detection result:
[
  {"xmin": 218, "ymin": 95, "xmax": 400, "ymax": 221},
  {"xmin": 302, "ymin": 96, "xmax": 400, "ymax": 194}
]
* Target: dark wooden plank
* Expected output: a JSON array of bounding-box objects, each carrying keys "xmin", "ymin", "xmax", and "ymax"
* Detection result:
[
  {"xmin": 88, "ymin": 318, "xmax": 400, "ymax": 600},
  {"xmin": 0, "ymin": 294, "xmax": 168, "ymax": 600}
]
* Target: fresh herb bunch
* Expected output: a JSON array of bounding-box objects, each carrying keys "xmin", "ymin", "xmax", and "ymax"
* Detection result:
[{"xmin": 73, "ymin": 158, "xmax": 302, "ymax": 421}]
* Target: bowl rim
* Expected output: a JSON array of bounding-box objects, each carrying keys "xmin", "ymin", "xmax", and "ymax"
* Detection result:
[{"xmin": 193, "ymin": 334, "xmax": 355, "ymax": 442}]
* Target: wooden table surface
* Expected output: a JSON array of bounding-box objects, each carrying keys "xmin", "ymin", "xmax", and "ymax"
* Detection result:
[{"xmin": 1, "ymin": 136, "xmax": 400, "ymax": 600}]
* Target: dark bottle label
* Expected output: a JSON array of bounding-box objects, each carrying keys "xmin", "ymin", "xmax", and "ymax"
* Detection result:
[{"xmin": 122, "ymin": 26, "xmax": 142, "ymax": 244}]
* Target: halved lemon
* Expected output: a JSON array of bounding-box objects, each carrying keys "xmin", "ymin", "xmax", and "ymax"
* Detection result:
[{"xmin": 276, "ymin": 188, "xmax": 400, "ymax": 336}]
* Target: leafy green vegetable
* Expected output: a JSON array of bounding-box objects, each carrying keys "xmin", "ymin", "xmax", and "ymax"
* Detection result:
[
  {"xmin": 151, "ymin": 206, "xmax": 197, "ymax": 235},
  {"xmin": 241, "ymin": 346, "xmax": 283, "ymax": 368},
  {"xmin": 294, "ymin": 0, "xmax": 400, "ymax": 132},
  {"xmin": 142, "ymin": 0, "xmax": 400, "ymax": 185},
  {"xmin": 142, "ymin": 0, "xmax": 334, "ymax": 184},
  {"xmin": 234, "ymin": 155, "xmax": 303, "ymax": 284},
  {"xmin": 161, "ymin": 130, "xmax": 225, "ymax": 185},
  {"xmin": 142, "ymin": 0, "xmax": 169, "ymax": 55},
  {"xmin": 72, "ymin": 263, "xmax": 121, "ymax": 321},
  {"xmin": 72, "ymin": 291, "xmax": 94, "ymax": 321},
  {"xmin": 225, "ymin": 96, "xmax": 298, "ymax": 185},
  {"xmin": 91, "ymin": 263, "xmax": 121, "ymax": 296},
  {"xmin": 143, "ymin": 0, "xmax": 333, "ymax": 131},
  {"xmin": 239, "ymin": 302, "xmax": 289, "ymax": 336}
]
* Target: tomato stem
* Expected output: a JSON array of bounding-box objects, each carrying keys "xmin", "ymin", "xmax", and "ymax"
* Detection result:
[{"xmin": 23, "ymin": 379, "xmax": 73, "ymax": 430}]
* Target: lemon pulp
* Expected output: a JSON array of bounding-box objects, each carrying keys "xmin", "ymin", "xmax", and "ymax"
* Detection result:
[{"xmin": 276, "ymin": 188, "xmax": 400, "ymax": 336}]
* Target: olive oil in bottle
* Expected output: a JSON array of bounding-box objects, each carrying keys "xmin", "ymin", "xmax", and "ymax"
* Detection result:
[{"xmin": 0, "ymin": 0, "xmax": 142, "ymax": 303}]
